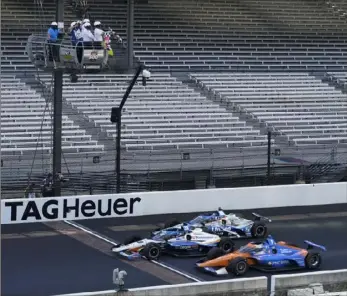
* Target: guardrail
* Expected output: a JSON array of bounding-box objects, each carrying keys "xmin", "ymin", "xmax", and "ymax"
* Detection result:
[{"xmin": 52, "ymin": 270, "xmax": 347, "ymax": 296}]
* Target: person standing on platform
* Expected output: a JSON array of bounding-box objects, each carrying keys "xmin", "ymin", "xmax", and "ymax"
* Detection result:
[
  {"xmin": 93, "ymin": 21, "xmax": 104, "ymax": 42},
  {"xmin": 47, "ymin": 21, "xmax": 59, "ymax": 65}
]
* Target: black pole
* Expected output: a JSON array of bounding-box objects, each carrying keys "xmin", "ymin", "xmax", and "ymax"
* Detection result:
[
  {"xmin": 53, "ymin": 0, "xmax": 64, "ymax": 197},
  {"xmin": 116, "ymin": 109, "xmax": 122, "ymax": 193},
  {"xmin": 111, "ymin": 64, "xmax": 144, "ymax": 193},
  {"xmin": 127, "ymin": 0, "xmax": 134, "ymax": 70},
  {"xmin": 267, "ymin": 131, "xmax": 271, "ymax": 185},
  {"xmin": 120, "ymin": 65, "xmax": 143, "ymax": 109}
]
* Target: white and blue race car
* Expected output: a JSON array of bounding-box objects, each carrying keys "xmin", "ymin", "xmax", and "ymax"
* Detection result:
[
  {"xmin": 152, "ymin": 209, "xmax": 272, "ymax": 240},
  {"xmin": 111, "ymin": 227, "xmax": 235, "ymax": 260},
  {"xmin": 203, "ymin": 212, "xmax": 272, "ymax": 239}
]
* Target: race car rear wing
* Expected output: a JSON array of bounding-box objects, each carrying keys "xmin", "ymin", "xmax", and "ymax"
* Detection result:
[
  {"xmin": 252, "ymin": 213, "xmax": 272, "ymax": 222},
  {"xmin": 304, "ymin": 240, "xmax": 327, "ymax": 251}
]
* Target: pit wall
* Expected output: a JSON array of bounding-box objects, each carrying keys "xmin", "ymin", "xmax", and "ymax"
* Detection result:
[
  {"xmin": 272, "ymin": 270, "xmax": 347, "ymax": 296},
  {"xmin": 53, "ymin": 270, "xmax": 347, "ymax": 296},
  {"xmin": 1, "ymin": 182, "xmax": 347, "ymax": 224}
]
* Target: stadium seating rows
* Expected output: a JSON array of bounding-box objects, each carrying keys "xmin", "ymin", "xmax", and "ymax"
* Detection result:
[
  {"xmin": 37, "ymin": 73, "xmax": 269, "ymax": 150},
  {"xmin": 190, "ymin": 72, "xmax": 347, "ymax": 146},
  {"xmin": 2, "ymin": 0, "xmax": 347, "ymax": 72},
  {"xmin": 1, "ymin": 75, "xmax": 104, "ymax": 156},
  {"xmin": 1, "ymin": 0, "xmax": 347, "ymax": 158}
]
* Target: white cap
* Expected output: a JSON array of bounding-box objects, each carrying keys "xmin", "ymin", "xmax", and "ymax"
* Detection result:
[
  {"xmin": 83, "ymin": 18, "xmax": 90, "ymax": 23},
  {"xmin": 94, "ymin": 21, "xmax": 101, "ymax": 26},
  {"xmin": 51, "ymin": 22, "xmax": 58, "ymax": 26},
  {"xmin": 70, "ymin": 21, "xmax": 77, "ymax": 27},
  {"xmin": 84, "ymin": 22, "xmax": 91, "ymax": 27}
]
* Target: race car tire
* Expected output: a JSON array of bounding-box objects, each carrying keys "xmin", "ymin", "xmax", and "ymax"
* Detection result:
[
  {"xmin": 218, "ymin": 237, "xmax": 235, "ymax": 253},
  {"xmin": 251, "ymin": 222, "xmax": 267, "ymax": 238},
  {"xmin": 206, "ymin": 247, "xmax": 224, "ymax": 260},
  {"xmin": 164, "ymin": 219, "xmax": 181, "ymax": 228},
  {"xmin": 142, "ymin": 243, "xmax": 162, "ymax": 260},
  {"xmin": 305, "ymin": 252, "xmax": 322, "ymax": 269},
  {"xmin": 124, "ymin": 235, "xmax": 142, "ymax": 245},
  {"xmin": 226, "ymin": 257, "xmax": 249, "ymax": 276}
]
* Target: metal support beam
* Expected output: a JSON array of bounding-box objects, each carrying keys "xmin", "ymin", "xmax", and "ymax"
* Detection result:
[
  {"xmin": 267, "ymin": 131, "xmax": 272, "ymax": 185},
  {"xmin": 111, "ymin": 65, "xmax": 144, "ymax": 193},
  {"xmin": 127, "ymin": 0, "xmax": 134, "ymax": 70},
  {"xmin": 52, "ymin": 0, "xmax": 64, "ymax": 197}
]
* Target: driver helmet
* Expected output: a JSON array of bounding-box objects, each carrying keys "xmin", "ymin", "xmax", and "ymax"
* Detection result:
[
  {"xmin": 221, "ymin": 218, "xmax": 228, "ymax": 225},
  {"xmin": 265, "ymin": 235, "xmax": 276, "ymax": 247}
]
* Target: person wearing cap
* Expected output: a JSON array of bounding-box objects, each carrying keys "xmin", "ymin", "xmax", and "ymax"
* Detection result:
[
  {"xmin": 81, "ymin": 22, "xmax": 95, "ymax": 42},
  {"xmin": 48, "ymin": 21, "xmax": 59, "ymax": 41},
  {"xmin": 80, "ymin": 19, "xmax": 90, "ymax": 39},
  {"xmin": 93, "ymin": 21, "xmax": 104, "ymax": 42},
  {"xmin": 47, "ymin": 21, "xmax": 59, "ymax": 63},
  {"xmin": 70, "ymin": 21, "xmax": 83, "ymax": 46},
  {"xmin": 82, "ymin": 19, "xmax": 90, "ymax": 30},
  {"xmin": 69, "ymin": 21, "xmax": 77, "ymax": 34}
]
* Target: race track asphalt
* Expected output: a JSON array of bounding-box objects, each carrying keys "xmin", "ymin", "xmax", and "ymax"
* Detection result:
[
  {"xmin": 79, "ymin": 216, "xmax": 347, "ymax": 282},
  {"xmin": 2, "ymin": 203, "xmax": 347, "ymax": 296},
  {"xmin": 1, "ymin": 223, "xmax": 168, "ymax": 296}
]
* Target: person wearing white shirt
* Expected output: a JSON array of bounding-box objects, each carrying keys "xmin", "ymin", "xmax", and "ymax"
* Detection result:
[
  {"xmin": 81, "ymin": 22, "xmax": 95, "ymax": 42},
  {"xmin": 93, "ymin": 21, "xmax": 104, "ymax": 42},
  {"xmin": 81, "ymin": 18, "xmax": 90, "ymax": 34},
  {"xmin": 82, "ymin": 19, "xmax": 90, "ymax": 27}
]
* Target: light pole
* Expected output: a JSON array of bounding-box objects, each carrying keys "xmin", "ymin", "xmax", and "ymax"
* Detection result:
[
  {"xmin": 53, "ymin": 0, "xmax": 64, "ymax": 197},
  {"xmin": 110, "ymin": 65, "xmax": 151, "ymax": 193}
]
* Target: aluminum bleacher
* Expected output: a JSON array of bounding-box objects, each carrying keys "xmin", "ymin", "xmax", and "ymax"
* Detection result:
[
  {"xmin": 37, "ymin": 73, "xmax": 269, "ymax": 150},
  {"xmin": 1, "ymin": 75, "xmax": 104, "ymax": 156},
  {"xmin": 325, "ymin": 0, "xmax": 347, "ymax": 16},
  {"xmin": 88, "ymin": 0, "xmax": 347, "ymax": 72},
  {"xmin": 1, "ymin": 0, "xmax": 77, "ymax": 73},
  {"xmin": 2, "ymin": 0, "xmax": 347, "ymax": 72},
  {"xmin": 327, "ymin": 72, "xmax": 347, "ymax": 87},
  {"xmin": 2, "ymin": 0, "xmax": 347, "ymax": 195},
  {"xmin": 190, "ymin": 72, "xmax": 347, "ymax": 146}
]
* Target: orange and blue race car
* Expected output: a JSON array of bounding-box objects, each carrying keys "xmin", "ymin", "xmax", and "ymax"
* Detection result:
[{"xmin": 196, "ymin": 235, "xmax": 326, "ymax": 276}]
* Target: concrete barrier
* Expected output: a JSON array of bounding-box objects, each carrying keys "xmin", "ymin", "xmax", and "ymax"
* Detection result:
[
  {"xmin": 271, "ymin": 270, "xmax": 347, "ymax": 296},
  {"xmin": 53, "ymin": 277, "xmax": 268, "ymax": 296},
  {"xmin": 3, "ymin": 182, "xmax": 347, "ymax": 224}
]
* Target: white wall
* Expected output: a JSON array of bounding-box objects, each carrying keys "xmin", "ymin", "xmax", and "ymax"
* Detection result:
[{"xmin": 2, "ymin": 182, "xmax": 347, "ymax": 224}]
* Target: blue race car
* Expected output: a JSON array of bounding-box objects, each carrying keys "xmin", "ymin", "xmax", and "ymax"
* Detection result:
[
  {"xmin": 111, "ymin": 228, "xmax": 235, "ymax": 260},
  {"xmin": 196, "ymin": 235, "xmax": 326, "ymax": 276}
]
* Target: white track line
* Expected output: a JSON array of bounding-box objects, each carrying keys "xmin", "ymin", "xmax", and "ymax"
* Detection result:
[
  {"xmin": 64, "ymin": 220, "xmax": 202, "ymax": 282},
  {"xmin": 151, "ymin": 260, "xmax": 201, "ymax": 282}
]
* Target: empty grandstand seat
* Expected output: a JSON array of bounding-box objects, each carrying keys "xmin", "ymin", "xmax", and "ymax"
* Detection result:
[
  {"xmin": 37, "ymin": 73, "xmax": 269, "ymax": 151},
  {"xmin": 1, "ymin": 77, "xmax": 105, "ymax": 155},
  {"xmin": 190, "ymin": 72, "xmax": 347, "ymax": 146}
]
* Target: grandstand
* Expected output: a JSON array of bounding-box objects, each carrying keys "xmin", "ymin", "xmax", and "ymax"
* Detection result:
[{"xmin": 1, "ymin": 0, "xmax": 347, "ymax": 197}]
